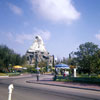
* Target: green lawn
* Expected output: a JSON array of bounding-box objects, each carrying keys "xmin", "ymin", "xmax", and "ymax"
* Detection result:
[
  {"xmin": 0, "ymin": 73, "xmax": 7, "ymax": 76},
  {"xmin": 6, "ymin": 72, "xmax": 20, "ymax": 76},
  {"xmin": 0, "ymin": 72, "xmax": 20, "ymax": 76}
]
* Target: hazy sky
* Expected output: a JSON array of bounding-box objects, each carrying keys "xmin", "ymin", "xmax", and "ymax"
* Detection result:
[{"xmin": 0, "ymin": 0, "xmax": 100, "ymax": 58}]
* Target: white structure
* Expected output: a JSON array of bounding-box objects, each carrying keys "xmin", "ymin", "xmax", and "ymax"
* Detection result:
[
  {"xmin": 26, "ymin": 35, "xmax": 53, "ymax": 66},
  {"xmin": 74, "ymin": 68, "xmax": 77, "ymax": 77},
  {"xmin": 64, "ymin": 71, "xmax": 69, "ymax": 76},
  {"xmin": 28, "ymin": 35, "xmax": 47, "ymax": 53}
]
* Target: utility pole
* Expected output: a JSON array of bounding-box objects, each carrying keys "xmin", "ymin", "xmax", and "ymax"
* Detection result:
[
  {"xmin": 35, "ymin": 52, "xmax": 40, "ymax": 81},
  {"xmin": 52, "ymin": 55, "xmax": 55, "ymax": 67},
  {"xmin": 35, "ymin": 52, "xmax": 38, "ymax": 68}
]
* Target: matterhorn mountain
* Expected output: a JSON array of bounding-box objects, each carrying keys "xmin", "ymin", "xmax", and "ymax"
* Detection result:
[
  {"xmin": 26, "ymin": 35, "xmax": 53, "ymax": 65},
  {"xmin": 28, "ymin": 35, "xmax": 47, "ymax": 53}
]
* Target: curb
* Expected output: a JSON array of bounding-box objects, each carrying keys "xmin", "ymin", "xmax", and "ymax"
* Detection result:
[
  {"xmin": 26, "ymin": 81, "xmax": 100, "ymax": 92},
  {"xmin": 0, "ymin": 76, "xmax": 9, "ymax": 78}
]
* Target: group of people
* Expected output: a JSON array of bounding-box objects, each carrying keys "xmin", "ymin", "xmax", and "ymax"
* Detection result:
[
  {"xmin": 61, "ymin": 69, "xmax": 69, "ymax": 77},
  {"xmin": 55, "ymin": 69, "xmax": 69, "ymax": 77}
]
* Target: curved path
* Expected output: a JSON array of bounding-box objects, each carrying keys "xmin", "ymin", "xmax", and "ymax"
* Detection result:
[{"xmin": 0, "ymin": 74, "xmax": 100, "ymax": 100}]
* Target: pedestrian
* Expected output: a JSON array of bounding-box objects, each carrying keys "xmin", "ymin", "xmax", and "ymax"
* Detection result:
[{"xmin": 63, "ymin": 69, "xmax": 65, "ymax": 78}]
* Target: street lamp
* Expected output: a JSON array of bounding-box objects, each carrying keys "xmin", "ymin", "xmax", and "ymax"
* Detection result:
[
  {"xmin": 53, "ymin": 56, "xmax": 58, "ymax": 81},
  {"xmin": 35, "ymin": 52, "xmax": 40, "ymax": 81},
  {"xmin": 43, "ymin": 55, "xmax": 49, "ymax": 72},
  {"xmin": 35, "ymin": 52, "xmax": 38, "ymax": 68}
]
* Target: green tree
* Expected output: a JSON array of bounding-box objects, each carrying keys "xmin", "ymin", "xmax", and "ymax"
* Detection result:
[
  {"xmin": 21, "ymin": 55, "xmax": 27, "ymax": 65},
  {"xmin": 74, "ymin": 42, "xmax": 99, "ymax": 75},
  {"xmin": 0, "ymin": 45, "xmax": 27, "ymax": 72},
  {"xmin": 38, "ymin": 60, "xmax": 47, "ymax": 68},
  {"xmin": 90, "ymin": 50, "xmax": 100, "ymax": 75},
  {"xmin": 67, "ymin": 52, "xmax": 77, "ymax": 66},
  {"xmin": 0, "ymin": 45, "xmax": 14, "ymax": 72},
  {"xmin": 38, "ymin": 60, "xmax": 47, "ymax": 73}
]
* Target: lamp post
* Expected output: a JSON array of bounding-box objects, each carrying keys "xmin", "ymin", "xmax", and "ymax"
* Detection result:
[
  {"xmin": 52, "ymin": 55, "xmax": 55, "ymax": 67},
  {"xmin": 43, "ymin": 55, "xmax": 49, "ymax": 72},
  {"xmin": 54, "ymin": 56, "xmax": 57, "ymax": 81},
  {"xmin": 35, "ymin": 52, "xmax": 40, "ymax": 81},
  {"xmin": 46, "ymin": 57, "xmax": 49, "ymax": 72},
  {"xmin": 35, "ymin": 53, "xmax": 38, "ymax": 68}
]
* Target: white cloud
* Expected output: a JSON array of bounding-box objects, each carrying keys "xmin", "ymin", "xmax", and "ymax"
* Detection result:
[
  {"xmin": 7, "ymin": 29, "xmax": 51, "ymax": 44},
  {"xmin": 15, "ymin": 33, "xmax": 34, "ymax": 44},
  {"xmin": 95, "ymin": 34, "xmax": 100, "ymax": 41},
  {"xmin": 30, "ymin": 0, "xmax": 80, "ymax": 23},
  {"xmin": 8, "ymin": 3, "xmax": 23, "ymax": 15}
]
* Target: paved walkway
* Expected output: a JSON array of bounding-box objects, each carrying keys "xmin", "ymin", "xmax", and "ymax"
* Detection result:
[{"xmin": 26, "ymin": 75, "xmax": 100, "ymax": 91}]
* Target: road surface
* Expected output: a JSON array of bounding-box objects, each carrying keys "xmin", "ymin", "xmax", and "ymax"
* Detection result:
[{"xmin": 0, "ymin": 74, "xmax": 100, "ymax": 100}]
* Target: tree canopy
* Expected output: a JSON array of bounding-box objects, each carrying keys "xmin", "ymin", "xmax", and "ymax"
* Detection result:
[
  {"xmin": 69, "ymin": 42, "xmax": 100, "ymax": 75},
  {"xmin": 0, "ymin": 45, "xmax": 27, "ymax": 72}
]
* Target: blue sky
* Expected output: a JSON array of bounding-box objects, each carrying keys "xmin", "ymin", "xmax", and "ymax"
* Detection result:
[{"xmin": 0, "ymin": 0, "xmax": 100, "ymax": 58}]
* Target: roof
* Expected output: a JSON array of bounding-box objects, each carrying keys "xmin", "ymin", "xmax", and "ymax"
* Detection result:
[
  {"xmin": 13, "ymin": 65, "xmax": 22, "ymax": 69},
  {"xmin": 55, "ymin": 63, "xmax": 70, "ymax": 69}
]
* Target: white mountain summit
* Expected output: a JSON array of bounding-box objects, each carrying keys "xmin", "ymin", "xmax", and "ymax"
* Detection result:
[
  {"xmin": 28, "ymin": 35, "xmax": 47, "ymax": 52},
  {"xmin": 26, "ymin": 35, "xmax": 53, "ymax": 65}
]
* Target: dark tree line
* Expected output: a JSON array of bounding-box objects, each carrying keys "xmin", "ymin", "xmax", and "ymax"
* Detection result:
[{"xmin": 0, "ymin": 45, "xmax": 27, "ymax": 72}]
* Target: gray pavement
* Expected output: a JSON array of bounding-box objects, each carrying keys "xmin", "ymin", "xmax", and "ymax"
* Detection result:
[
  {"xmin": 1, "ymin": 74, "xmax": 100, "ymax": 100},
  {"xmin": 1, "ymin": 73, "xmax": 100, "ymax": 91},
  {"xmin": 0, "ymin": 83, "xmax": 96, "ymax": 100}
]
